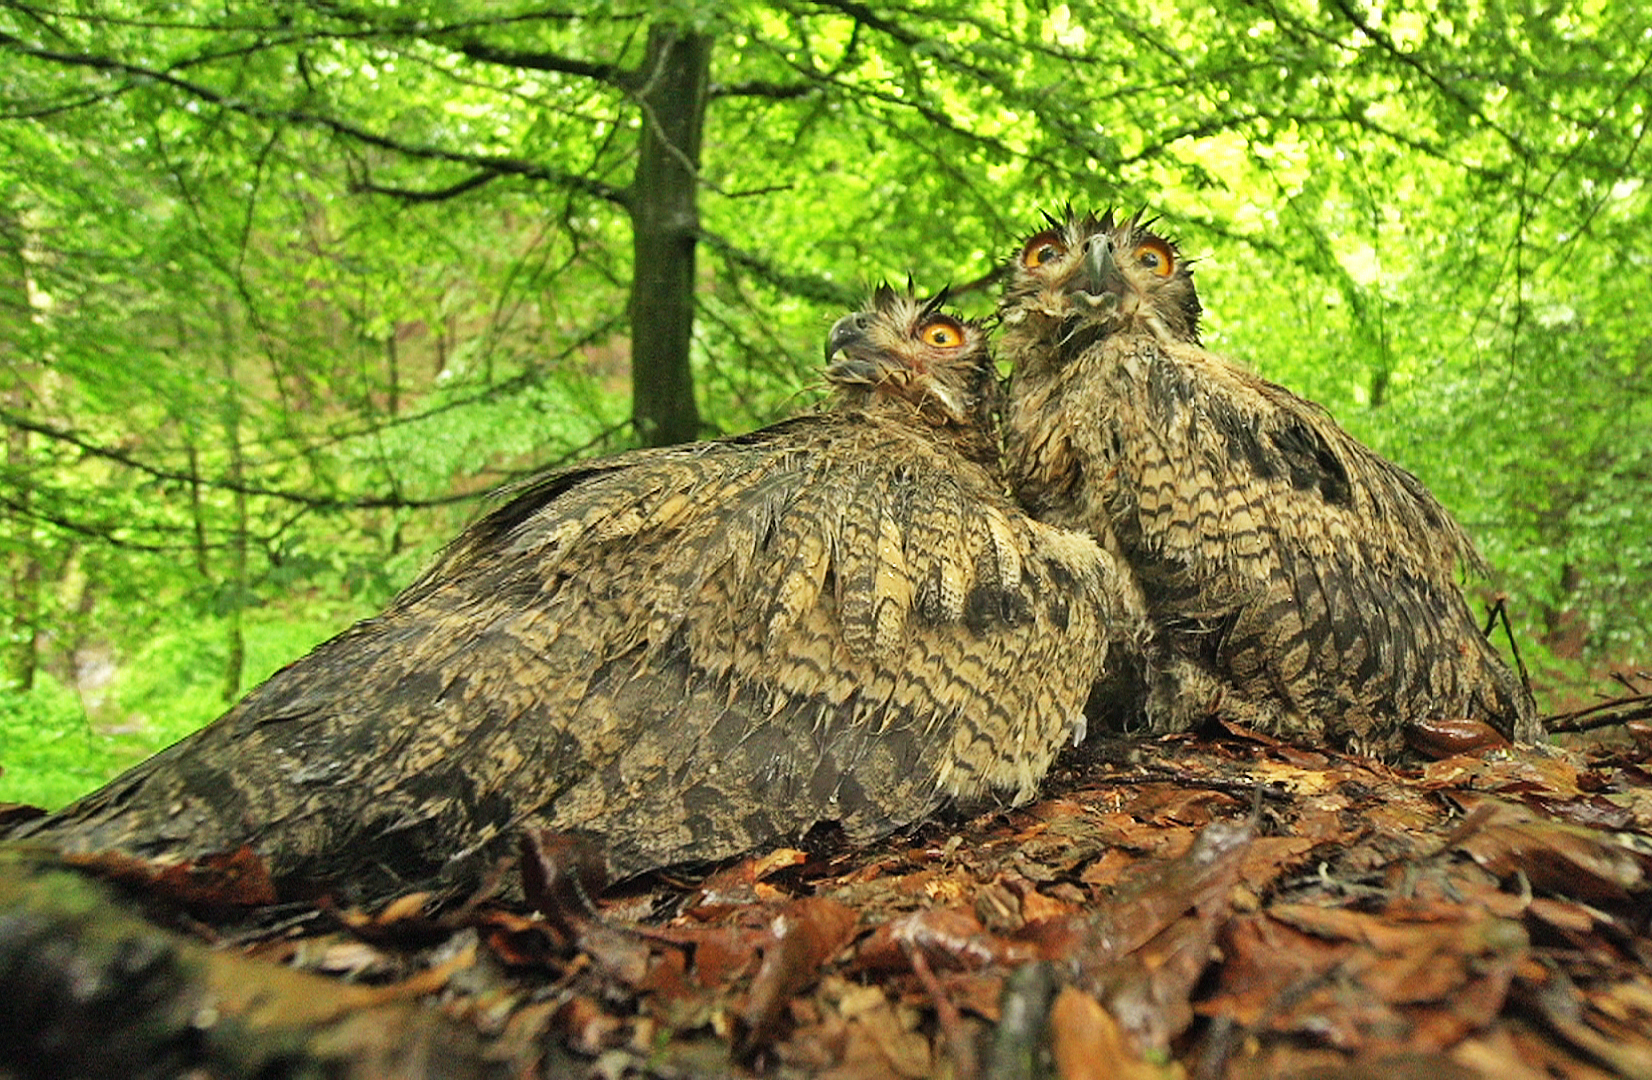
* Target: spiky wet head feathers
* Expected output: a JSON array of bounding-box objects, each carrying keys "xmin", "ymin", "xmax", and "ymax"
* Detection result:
[
  {"xmin": 826, "ymin": 284, "xmax": 996, "ymax": 426},
  {"xmin": 1000, "ymin": 210, "xmax": 1203, "ymax": 368},
  {"xmin": 824, "ymin": 283, "xmax": 1001, "ymax": 467}
]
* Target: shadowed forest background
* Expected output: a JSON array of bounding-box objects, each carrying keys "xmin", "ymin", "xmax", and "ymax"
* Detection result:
[{"xmin": 1, "ymin": 0, "xmax": 1647, "ymax": 809}]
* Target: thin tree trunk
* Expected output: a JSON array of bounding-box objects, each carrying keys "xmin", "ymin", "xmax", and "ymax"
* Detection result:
[
  {"xmin": 218, "ymin": 302, "xmax": 248, "ymax": 704},
  {"xmin": 4, "ymin": 403, "xmax": 38, "ymax": 690},
  {"xmin": 628, "ymin": 23, "xmax": 712, "ymax": 447},
  {"xmin": 386, "ymin": 330, "xmax": 401, "ymax": 418},
  {"xmin": 2, "ymin": 208, "xmax": 41, "ymax": 690},
  {"xmin": 178, "ymin": 316, "xmax": 212, "ymax": 580}
]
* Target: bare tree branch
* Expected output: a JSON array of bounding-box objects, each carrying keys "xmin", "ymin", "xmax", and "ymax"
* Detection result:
[
  {"xmin": 0, "ymin": 30, "xmax": 632, "ymax": 208},
  {"xmin": 710, "ymin": 79, "xmax": 817, "ymax": 100},
  {"xmin": 1324, "ymin": 0, "xmax": 1532, "ymax": 160},
  {"xmin": 0, "ymin": 410, "xmax": 478, "ymax": 511},
  {"xmin": 352, "ymin": 171, "xmax": 500, "ymax": 203},
  {"xmin": 697, "ymin": 229, "xmax": 858, "ymax": 307},
  {"xmin": 452, "ymin": 39, "xmax": 631, "ymax": 88}
]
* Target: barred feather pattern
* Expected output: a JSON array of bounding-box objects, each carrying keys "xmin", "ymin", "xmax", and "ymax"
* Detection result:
[
  {"xmin": 1001, "ymin": 210, "xmax": 1540, "ymax": 756},
  {"xmin": 19, "ymin": 286, "xmax": 1141, "ymax": 898}
]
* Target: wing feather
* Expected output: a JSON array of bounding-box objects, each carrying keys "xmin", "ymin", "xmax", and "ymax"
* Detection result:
[
  {"xmin": 1024, "ymin": 328, "xmax": 1534, "ymax": 752},
  {"xmin": 23, "ymin": 405, "xmax": 1143, "ymax": 896}
]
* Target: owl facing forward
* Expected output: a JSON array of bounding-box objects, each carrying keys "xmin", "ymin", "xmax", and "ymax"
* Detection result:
[{"xmin": 1000, "ymin": 209, "xmax": 1540, "ymax": 756}]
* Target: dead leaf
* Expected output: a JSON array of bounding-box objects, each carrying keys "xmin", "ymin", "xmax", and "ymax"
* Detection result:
[
  {"xmin": 1451, "ymin": 798, "xmax": 1648, "ymax": 902},
  {"xmin": 687, "ymin": 847, "xmax": 808, "ymax": 918},
  {"xmin": 518, "ymin": 829, "xmax": 605, "ymax": 932},
  {"xmin": 857, "ymin": 907, "xmax": 1033, "ymax": 973},
  {"xmin": 733, "ymin": 896, "xmax": 859, "ymax": 1062},
  {"xmin": 1405, "ymin": 717, "xmax": 1510, "ymax": 758},
  {"xmin": 551, "ymin": 994, "xmax": 622, "ymax": 1056},
  {"xmin": 64, "ymin": 845, "xmax": 277, "ymax": 910},
  {"xmin": 828, "ymin": 991, "xmax": 930, "ymax": 1079},
  {"xmin": 1050, "ymin": 986, "xmax": 1168, "ymax": 1080},
  {"xmin": 1088, "ymin": 818, "xmax": 1253, "ymax": 963}
]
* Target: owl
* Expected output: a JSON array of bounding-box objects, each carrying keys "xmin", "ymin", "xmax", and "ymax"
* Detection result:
[
  {"xmin": 999, "ymin": 209, "xmax": 1540, "ymax": 756},
  {"xmin": 19, "ymin": 285, "xmax": 1142, "ymax": 900}
]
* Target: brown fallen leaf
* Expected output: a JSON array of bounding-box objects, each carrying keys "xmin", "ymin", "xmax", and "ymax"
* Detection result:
[
  {"xmin": 687, "ymin": 846, "xmax": 808, "ymax": 918},
  {"xmin": 1423, "ymin": 752, "xmax": 1586, "ymax": 800},
  {"xmin": 828, "ymin": 986, "xmax": 931, "ymax": 1080},
  {"xmin": 1208, "ymin": 900, "xmax": 1527, "ymax": 1055},
  {"xmin": 1241, "ymin": 834, "xmax": 1320, "ymax": 885},
  {"xmin": 1450, "ymin": 796, "xmax": 1649, "ymax": 903},
  {"xmin": 1050, "ymin": 985, "xmax": 1172, "ymax": 1080},
  {"xmin": 857, "ymin": 906, "xmax": 1036, "ymax": 974},
  {"xmin": 63, "ymin": 845, "xmax": 277, "ymax": 911},
  {"xmin": 518, "ymin": 828, "xmax": 606, "ymax": 933},
  {"xmin": 1405, "ymin": 716, "xmax": 1510, "ymax": 758},
  {"xmin": 1025, "ymin": 818, "xmax": 1254, "ymax": 1056},
  {"xmin": 551, "ymin": 994, "xmax": 623, "ymax": 1056},
  {"xmin": 475, "ymin": 906, "xmax": 563, "ymax": 969},
  {"xmin": 1517, "ymin": 965, "xmax": 1652, "ymax": 1078},
  {"xmin": 1203, "ymin": 911, "xmax": 1354, "ymax": 1027},
  {"xmin": 1085, "ymin": 818, "xmax": 1254, "ymax": 964},
  {"xmin": 577, "ymin": 921, "xmax": 653, "ymax": 987},
  {"xmin": 733, "ymin": 896, "xmax": 859, "ymax": 1063}
]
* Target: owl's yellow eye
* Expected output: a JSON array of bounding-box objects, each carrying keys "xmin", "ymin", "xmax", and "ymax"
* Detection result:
[
  {"xmin": 1021, "ymin": 229, "xmax": 1068, "ymax": 269},
  {"xmin": 921, "ymin": 317, "xmax": 965, "ymax": 348},
  {"xmin": 1133, "ymin": 238, "xmax": 1176, "ymax": 277}
]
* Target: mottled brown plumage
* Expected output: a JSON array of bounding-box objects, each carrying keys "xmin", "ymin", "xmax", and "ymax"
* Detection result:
[
  {"xmin": 19, "ymin": 286, "xmax": 1140, "ymax": 899},
  {"xmin": 1001, "ymin": 210, "xmax": 1540, "ymax": 756}
]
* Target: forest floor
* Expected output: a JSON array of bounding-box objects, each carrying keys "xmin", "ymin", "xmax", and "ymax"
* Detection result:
[{"xmin": 4, "ymin": 708, "xmax": 1652, "ymax": 1080}]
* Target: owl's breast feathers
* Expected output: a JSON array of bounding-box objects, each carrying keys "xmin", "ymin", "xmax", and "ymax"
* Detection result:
[{"xmin": 1001, "ymin": 210, "xmax": 1538, "ymax": 754}]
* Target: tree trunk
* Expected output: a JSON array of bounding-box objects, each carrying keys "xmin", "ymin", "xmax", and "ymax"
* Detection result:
[
  {"xmin": 219, "ymin": 302, "xmax": 248, "ymax": 703},
  {"xmin": 1, "ymin": 209, "xmax": 40, "ymax": 690},
  {"xmin": 3, "ymin": 408, "xmax": 39, "ymax": 691},
  {"xmin": 628, "ymin": 23, "xmax": 712, "ymax": 447}
]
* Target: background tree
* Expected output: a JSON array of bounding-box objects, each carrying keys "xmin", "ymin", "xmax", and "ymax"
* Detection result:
[{"xmin": 0, "ymin": 0, "xmax": 1648, "ymax": 806}]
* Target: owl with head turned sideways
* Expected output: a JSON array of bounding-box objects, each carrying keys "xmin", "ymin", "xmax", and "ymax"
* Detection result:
[
  {"xmin": 19, "ymin": 283, "xmax": 1144, "ymax": 903},
  {"xmin": 998, "ymin": 208, "xmax": 1541, "ymax": 757}
]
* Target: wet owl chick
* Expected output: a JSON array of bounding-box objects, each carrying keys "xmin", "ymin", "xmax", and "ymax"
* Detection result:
[
  {"xmin": 1000, "ymin": 209, "xmax": 1540, "ymax": 756},
  {"xmin": 19, "ymin": 285, "xmax": 1142, "ymax": 900}
]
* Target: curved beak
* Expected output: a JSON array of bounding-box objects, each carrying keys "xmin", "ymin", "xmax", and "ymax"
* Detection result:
[
  {"xmin": 825, "ymin": 312, "xmax": 880, "ymax": 382},
  {"xmin": 1066, "ymin": 235, "xmax": 1128, "ymax": 314}
]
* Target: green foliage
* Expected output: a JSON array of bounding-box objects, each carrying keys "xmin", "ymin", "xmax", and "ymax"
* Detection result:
[
  {"xmin": 0, "ymin": 675, "xmax": 126, "ymax": 811},
  {"xmin": 0, "ymin": 598, "xmax": 378, "ymax": 810},
  {"xmin": 109, "ymin": 599, "xmax": 377, "ymax": 752}
]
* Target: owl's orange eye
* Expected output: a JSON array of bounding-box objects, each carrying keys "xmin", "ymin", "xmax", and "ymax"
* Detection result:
[
  {"xmin": 920, "ymin": 317, "xmax": 965, "ymax": 348},
  {"xmin": 1133, "ymin": 238, "xmax": 1176, "ymax": 277},
  {"xmin": 921, "ymin": 318, "xmax": 965, "ymax": 348},
  {"xmin": 1021, "ymin": 230, "xmax": 1068, "ymax": 269}
]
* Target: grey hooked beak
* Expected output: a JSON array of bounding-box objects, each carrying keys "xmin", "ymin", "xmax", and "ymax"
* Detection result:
[
  {"xmin": 1067, "ymin": 235, "xmax": 1128, "ymax": 313},
  {"xmin": 825, "ymin": 312, "xmax": 879, "ymax": 381}
]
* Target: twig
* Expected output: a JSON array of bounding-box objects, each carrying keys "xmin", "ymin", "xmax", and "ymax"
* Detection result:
[
  {"xmin": 903, "ymin": 939, "xmax": 979, "ymax": 1080},
  {"xmin": 1483, "ymin": 595, "xmax": 1533, "ymax": 698},
  {"xmin": 1544, "ymin": 690, "xmax": 1652, "ymax": 735},
  {"xmin": 1609, "ymin": 670, "xmax": 1649, "ymax": 695}
]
